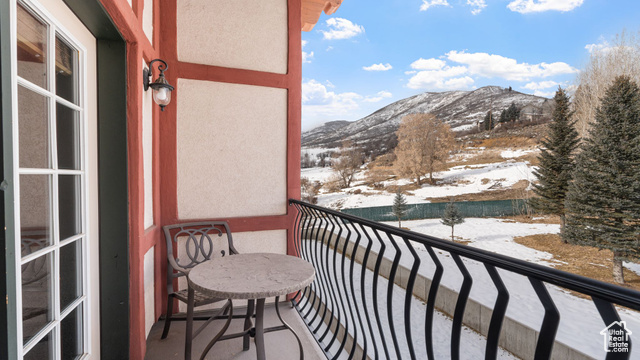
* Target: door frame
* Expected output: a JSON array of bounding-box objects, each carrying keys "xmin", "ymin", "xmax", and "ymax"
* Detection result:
[{"xmin": 0, "ymin": 0, "xmax": 129, "ymax": 358}]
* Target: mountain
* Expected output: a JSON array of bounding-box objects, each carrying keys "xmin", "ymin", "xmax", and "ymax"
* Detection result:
[{"xmin": 302, "ymin": 86, "xmax": 553, "ymax": 150}]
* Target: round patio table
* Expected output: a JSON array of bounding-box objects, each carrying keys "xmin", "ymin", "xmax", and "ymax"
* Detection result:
[{"xmin": 188, "ymin": 253, "xmax": 315, "ymax": 360}]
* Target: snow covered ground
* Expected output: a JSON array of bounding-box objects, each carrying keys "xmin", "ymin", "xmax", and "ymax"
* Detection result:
[
  {"xmin": 385, "ymin": 218, "xmax": 640, "ymax": 359},
  {"xmin": 302, "ymin": 159, "xmax": 535, "ymax": 210},
  {"xmin": 305, "ymin": 244, "xmax": 517, "ymax": 360}
]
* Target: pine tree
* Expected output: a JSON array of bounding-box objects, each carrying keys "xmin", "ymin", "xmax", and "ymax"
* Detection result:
[
  {"xmin": 531, "ymin": 87, "xmax": 580, "ymax": 238},
  {"xmin": 499, "ymin": 109, "xmax": 508, "ymax": 123},
  {"xmin": 564, "ymin": 76, "xmax": 640, "ymax": 284},
  {"xmin": 441, "ymin": 200, "xmax": 465, "ymax": 241},
  {"xmin": 505, "ymin": 102, "xmax": 520, "ymax": 122},
  {"xmin": 483, "ymin": 111, "xmax": 494, "ymax": 131},
  {"xmin": 392, "ymin": 190, "xmax": 409, "ymax": 228}
]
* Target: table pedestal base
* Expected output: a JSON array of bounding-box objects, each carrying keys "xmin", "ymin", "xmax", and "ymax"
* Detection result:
[{"xmin": 199, "ymin": 296, "xmax": 304, "ymax": 360}]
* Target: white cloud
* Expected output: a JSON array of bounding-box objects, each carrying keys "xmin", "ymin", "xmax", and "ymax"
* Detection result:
[
  {"xmin": 585, "ymin": 38, "xmax": 619, "ymax": 54},
  {"xmin": 302, "ymin": 40, "xmax": 314, "ymax": 63},
  {"xmin": 523, "ymin": 80, "xmax": 560, "ymax": 90},
  {"xmin": 420, "ymin": 0, "xmax": 450, "ymax": 11},
  {"xmin": 302, "ymin": 79, "xmax": 363, "ymax": 129},
  {"xmin": 326, "ymin": 46, "xmax": 334, "ymax": 51},
  {"xmin": 410, "ymin": 58, "xmax": 446, "ymax": 70},
  {"xmin": 467, "ymin": 0, "xmax": 487, "ymax": 15},
  {"xmin": 407, "ymin": 64, "xmax": 474, "ymax": 90},
  {"xmin": 363, "ymin": 91, "xmax": 393, "ymax": 103},
  {"xmin": 533, "ymin": 90, "xmax": 556, "ymax": 98},
  {"xmin": 321, "ymin": 18, "xmax": 365, "ymax": 40},
  {"xmin": 446, "ymin": 50, "xmax": 578, "ymax": 81},
  {"xmin": 363, "ymin": 63, "xmax": 393, "ymax": 71},
  {"xmin": 507, "ymin": 0, "xmax": 583, "ymax": 13}
]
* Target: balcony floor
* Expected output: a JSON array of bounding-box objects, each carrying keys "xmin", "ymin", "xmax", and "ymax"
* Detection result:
[{"xmin": 145, "ymin": 303, "xmax": 326, "ymax": 360}]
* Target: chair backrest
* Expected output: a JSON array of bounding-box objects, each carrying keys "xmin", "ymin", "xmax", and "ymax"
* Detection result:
[{"xmin": 163, "ymin": 222, "xmax": 238, "ymax": 282}]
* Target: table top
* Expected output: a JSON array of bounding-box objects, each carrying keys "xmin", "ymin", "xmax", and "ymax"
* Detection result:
[{"xmin": 188, "ymin": 253, "xmax": 315, "ymax": 300}]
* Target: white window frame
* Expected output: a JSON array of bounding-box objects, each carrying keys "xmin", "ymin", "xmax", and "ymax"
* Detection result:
[{"xmin": 9, "ymin": 0, "xmax": 91, "ymax": 358}]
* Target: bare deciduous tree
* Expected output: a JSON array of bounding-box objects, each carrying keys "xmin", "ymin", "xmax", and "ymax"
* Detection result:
[
  {"xmin": 394, "ymin": 114, "xmax": 455, "ymax": 185},
  {"xmin": 331, "ymin": 140, "xmax": 365, "ymax": 188},
  {"xmin": 574, "ymin": 30, "xmax": 640, "ymax": 138}
]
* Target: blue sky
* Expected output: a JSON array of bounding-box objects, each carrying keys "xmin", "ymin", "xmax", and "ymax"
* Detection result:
[{"xmin": 301, "ymin": 0, "xmax": 640, "ymax": 130}]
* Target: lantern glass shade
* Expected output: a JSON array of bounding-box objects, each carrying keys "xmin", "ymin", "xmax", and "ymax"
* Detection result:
[{"xmin": 153, "ymin": 87, "xmax": 171, "ymax": 107}]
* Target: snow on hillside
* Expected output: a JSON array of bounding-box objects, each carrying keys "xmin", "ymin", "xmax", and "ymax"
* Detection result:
[{"xmin": 302, "ymin": 86, "xmax": 553, "ymax": 149}]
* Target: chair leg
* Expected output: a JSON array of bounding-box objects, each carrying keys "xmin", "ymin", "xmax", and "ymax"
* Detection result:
[
  {"xmin": 161, "ymin": 295, "xmax": 174, "ymax": 339},
  {"xmin": 243, "ymin": 299, "xmax": 255, "ymax": 351},
  {"xmin": 185, "ymin": 288, "xmax": 195, "ymax": 360}
]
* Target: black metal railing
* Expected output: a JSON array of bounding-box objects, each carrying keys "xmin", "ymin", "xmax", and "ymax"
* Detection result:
[{"xmin": 289, "ymin": 199, "xmax": 640, "ymax": 360}]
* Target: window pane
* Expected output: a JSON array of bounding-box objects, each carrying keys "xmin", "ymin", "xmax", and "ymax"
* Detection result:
[
  {"xmin": 60, "ymin": 240, "xmax": 82, "ymax": 311},
  {"xmin": 17, "ymin": 3, "xmax": 48, "ymax": 89},
  {"xmin": 18, "ymin": 86, "xmax": 50, "ymax": 169},
  {"xmin": 61, "ymin": 304, "xmax": 84, "ymax": 360},
  {"xmin": 22, "ymin": 252, "xmax": 53, "ymax": 343},
  {"xmin": 23, "ymin": 331, "xmax": 54, "ymax": 360},
  {"xmin": 20, "ymin": 175, "xmax": 53, "ymax": 253},
  {"xmin": 55, "ymin": 35, "xmax": 78, "ymax": 104},
  {"xmin": 59, "ymin": 175, "xmax": 81, "ymax": 240},
  {"xmin": 56, "ymin": 104, "xmax": 80, "ymax": 170}
]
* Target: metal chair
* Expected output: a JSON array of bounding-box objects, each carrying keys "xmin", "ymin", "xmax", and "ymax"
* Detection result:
[{"xmin": 161, "ymin": 221, "xmax": 241, "ymax": 360}]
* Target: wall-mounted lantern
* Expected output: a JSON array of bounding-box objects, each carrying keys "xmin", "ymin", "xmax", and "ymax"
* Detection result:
[{"xmin": 143, "ymin": 59, "xmax": 174, "ymax": 111}]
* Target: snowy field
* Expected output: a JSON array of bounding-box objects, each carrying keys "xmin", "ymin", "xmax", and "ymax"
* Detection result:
[
  {"xmin": 302, "ymin": 159, "xmax": 535, "ymax": 210},
  {"xmin": 387, "ymin": 218, "xmax": 640, "ymax": 359}
]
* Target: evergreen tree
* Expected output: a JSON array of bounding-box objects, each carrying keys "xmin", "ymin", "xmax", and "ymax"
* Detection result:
[
  {"xmin": 392, "ymin": 190, "xmax": 409, "ymax": 228},
  {"xmin": 506, "ymin": 102, "xmax": 520, "ymax": 122},
  {"xmin": 499, "ymin": 109, "xmax": 508, "ymax": 123},
  {"xmin": 483, "ymin": 111, "xmax": 494, "ymax": 131},
  {"xmin": 531, "ymin": 87, "xmax": 580, "ymax": 238},
  {"xmin": 564, "ymin": 76, "xmax": 640, "ymax": 284},
  {"xmin": 441, "ymin": 200, "xmax": 465, "ymax": 241}
]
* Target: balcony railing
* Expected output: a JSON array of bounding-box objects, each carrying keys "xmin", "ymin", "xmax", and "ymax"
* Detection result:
[{"xmin": 289, "ymin": 199, "xmax": 640, "ymax": 360}]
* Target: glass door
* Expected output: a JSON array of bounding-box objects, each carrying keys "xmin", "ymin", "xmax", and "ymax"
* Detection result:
[{"xmin": 12, "ymin": 0, "xmax": 88, "ymax": 358}]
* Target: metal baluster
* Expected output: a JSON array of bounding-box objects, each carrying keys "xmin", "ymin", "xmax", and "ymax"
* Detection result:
[
  {"xmin": 484, "ymin": 264, "xmax": 509, "ymax": 360},
  {"xmin": 451, "ymin": 254, "xmax": 472, "ymax": 360},
  {"xmin": 380, "ymin": 231, "xmax": 403, "ymax": 359},
  {"xmin": 369, "ymin": 228, "xmax": 391, "ymax": 360},
  {"xmin": 297, "ymin": 205, "xmax": 318, "ymax": 315},
  {"xmin": 323, "ymin": 213, "xmax": 356, "ymax": 358},
  {"xmin": 358, "ymin": 223, "xmax": 380, "ymax": 360},
  {"xmin": 593, "ymin": 296, "xmax": 631, "ymax": 360},
  {"xmin": 424, "ymin": 246, "xmax": 443, "ymax": 360},
  {"xmin": 529, "ymin": 278, "xmax": 560, "ymax": 360},
  {"xmin": 342, "ymin": 218, "xmax": 368, "ymax": 360},
  {"xmin": 401, "ymin": 236, "xmax": 421, "ymax": 360},
  {"xmin": 318, "ymin": 213, "xmax": 346, "ymax": 348},
  {"xmin": 308, "ymin": 207, "xmax": 335, "ymax": 336}
]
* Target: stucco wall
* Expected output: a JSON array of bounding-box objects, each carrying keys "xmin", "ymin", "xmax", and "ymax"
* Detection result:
[
  {"xmin": 176, "ymin": 0, "xmax": 288, "ymax": 74},
  {"xmin": 143, "ymin": 246, "xmax": 155, "ymax": 338},
  {"xmin": 176, "ymin": 79, "xmax": 288, "ymax": 219},
  {"xmin": 143, "ymin": 0, "xmax": 153, "ymax": 43}
]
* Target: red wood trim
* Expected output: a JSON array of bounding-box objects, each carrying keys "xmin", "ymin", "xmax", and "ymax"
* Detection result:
[
  {"xmin": 99, "ymin": 0, "xmax": 155, "ymax": 56},
  {"xmin": 177, "ymin": 62, "xmax": 290, "ymax": 89},
  {"xmin": 125, "ymin": 42, "xmax": 146, "ymax": 360},
  {"xmin": 158, "ymin": 0, "xmax": 178, "ymax": 226},
  {"xmin": 132, "ymin": 0, "xmax": 142, "ymax": 20},
  {"xmin": 159, "ymin": 0, "xmax": 178, "ymax": 62},
  {"xmin": 287, "ymin": 0, "xmax": 303, "ymax": 258}
]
